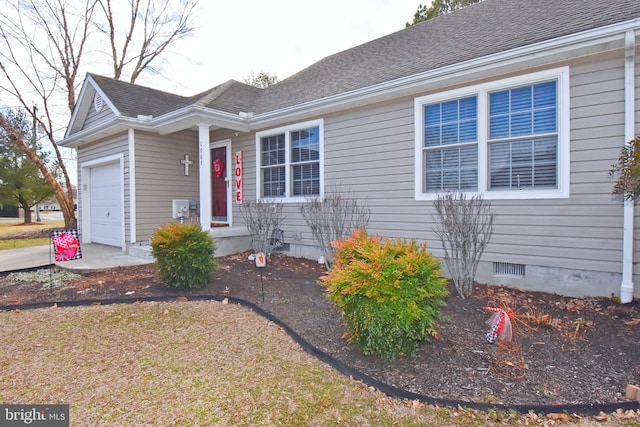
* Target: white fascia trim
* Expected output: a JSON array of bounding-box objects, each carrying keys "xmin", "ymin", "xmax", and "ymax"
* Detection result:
[
  {"xmin": 87, "ymin": 75, "xmax": 120, "ymax": 118},
  {"xmin": 65, "ymin": 75, "xmax": 122, "ymax": 139},
  {"xmin": 60, "ymin": 117, "xmax": 153, "ymax": 148},
  {"xmin": 61, "ymin": 106, "xmax": 248, "ymax": 147},
  {"xmin": 153, "ymin": 105, "xmax": 251, "ymax": 135},
  {"xmin": 250, "ymin": 19, "xmax": 640, "ymax": 128}
]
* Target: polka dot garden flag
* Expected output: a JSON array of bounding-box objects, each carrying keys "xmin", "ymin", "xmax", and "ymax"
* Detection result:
[{"xmin": 51, "ymin": 229, "xmax": 82, "ymax": 261}]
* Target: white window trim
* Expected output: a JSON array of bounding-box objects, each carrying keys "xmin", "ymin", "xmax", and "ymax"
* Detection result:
[
  {"xmin": 255, "ymin": 118, "xmax": 324, "ymax": 203},
  {"xmin": 414, "ymin": 67, "xmax": 570, "ymax": 201}
]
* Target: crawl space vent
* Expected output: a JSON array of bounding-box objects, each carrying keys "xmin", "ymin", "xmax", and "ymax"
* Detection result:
[{"xmin": 493, "ymin": 262, "xmax": 525, "ymax": 278}]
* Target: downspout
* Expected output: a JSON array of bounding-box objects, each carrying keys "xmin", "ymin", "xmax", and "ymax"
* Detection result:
[
  {"xmin": 128, "ymin": 128, "xmax": 137, "ymax": 244},
  {"xmin": 621, "ymin": 30, "xmax": 636, "ymax": 303}
]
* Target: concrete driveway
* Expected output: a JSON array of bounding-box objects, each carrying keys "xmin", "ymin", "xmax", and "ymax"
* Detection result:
[{"xmin": 0, "ymin": 243, "xmax": 152, "ymax": 273}]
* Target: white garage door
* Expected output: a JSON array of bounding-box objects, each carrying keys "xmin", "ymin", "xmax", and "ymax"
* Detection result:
[{"xmin": 89, "ymin": 163, "xmax": 123, "ymax": 247}]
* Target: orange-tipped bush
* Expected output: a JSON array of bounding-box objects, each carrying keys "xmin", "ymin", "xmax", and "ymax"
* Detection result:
[{"xmin": 321, "ymin": 228, "xmax": 448, "ymax": 361}]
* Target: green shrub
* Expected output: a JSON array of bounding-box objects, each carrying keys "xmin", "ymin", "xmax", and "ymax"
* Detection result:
[
  {"xmin": 321, "ymin": 228, "xmax": 448, "ymax": 361},
  {"xmin": 151, "ymin": 223, "xmax": 216, "ymax": 290}
]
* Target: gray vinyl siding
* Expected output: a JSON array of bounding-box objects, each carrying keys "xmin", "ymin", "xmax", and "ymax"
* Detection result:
[
  {"xmin": 82, "ymin": 101, "xmax": 116, "ymax": 131},
  {"xmin": 239, "ymin": 53, "xmax": 634, "ymax": 282},
  {"xmin": 77, "ymin": 133, "xmax": 130, "ymax": 244},
  {"xmin": 134, "ymin": 130, "xmax": 199, "ymax": 241}
]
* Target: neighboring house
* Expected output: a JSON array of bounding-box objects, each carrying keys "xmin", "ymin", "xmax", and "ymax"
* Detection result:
[{"xmin": 60, "ymin": 0, "xmax": 640, "ymax": 301}]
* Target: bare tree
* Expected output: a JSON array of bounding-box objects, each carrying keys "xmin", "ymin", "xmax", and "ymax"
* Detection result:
[
  {"xmin": 0, "ymin": 0, "xmax": 198, "ymax": 228},
  {"xmin": 239, "ymin": 200, "xmax": 285, "ymax": 255},
  {"xmin": 299, "ymin": 186, "xmax": 370, "ymax": 269},
  {"xmin": 432, "ymin": 193, "xmax": 494, "ymax": 298}
]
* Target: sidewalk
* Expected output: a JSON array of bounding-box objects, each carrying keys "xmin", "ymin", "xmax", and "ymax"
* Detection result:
[{"xmin": 0, "ymin": 243, "xmax": 153, "ymax": 273}]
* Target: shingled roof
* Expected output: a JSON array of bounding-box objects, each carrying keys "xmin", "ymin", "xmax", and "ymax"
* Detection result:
[{"xmin": 90, "ymin": 0, "xmax": 640, "ymax": 119}]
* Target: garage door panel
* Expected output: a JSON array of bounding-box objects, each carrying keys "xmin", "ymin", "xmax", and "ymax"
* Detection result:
[{"xmin": 90, "ymin": 163, "xmax": 122, "ymax": 247}]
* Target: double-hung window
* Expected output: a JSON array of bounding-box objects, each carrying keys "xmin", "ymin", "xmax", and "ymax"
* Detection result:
[
  {"xmin": 415, "ymin": 67, "xmax": 569, "ymax": 200},
  {"xmin": 257, "ymin": 120, "xmax": 323, "ymax": 200}
]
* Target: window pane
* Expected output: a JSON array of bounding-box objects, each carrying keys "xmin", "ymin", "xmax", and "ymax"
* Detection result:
[
  {"xmin": 489, "ymin": 115, "xmax": 509, "ymax": 139},
  {"xmin": 459, "ymin": 119, "xmax": 477, "ymax": 142},
  {"xmin": 424, "ymin": 96, "xmax": 477, "ymax": 147},
  {"xmin": 489, "ymin": 137, "xmax": 557, "ymax": 190},
  {"xmin": 425, "ymin": 104, "xmax": 440, "ymax": 126},
  {"xmin": 261, "ymin": 134, "xmax": 285, "ymax": 166},
  {"xmin": 441, "ymin": 100, "xmax": 459, "ymax": 123},
  {"xmin": 510, "ymin": 86, "xmax": 532, "ymax": 112},
  {"xmin": 425, "ymin": 125, "xmax": 441, "ymax": 147},
  {"xmin": 489, "ymin": 91, "xmax": 509, "ymax": 116},
  {"xmin": 533, "ymin": 137, "xmax": 557, "ymax": 186},
  {"xmin": 489, "ymin": 80, "xmax": 557, "ymax": 139},
  {"xmin": 262, "ymin": 166, "xmax": 285, "ymax": 197},
  {"xmin": 459, "ymin": 96, "xmax": 477, "ymax": 119},
  {"xmin": 533, "ymin": 108, "xmax": 556, "ymax": 133},
  {"xmin": 292, "ymin": 163, "xmax": 319, "ymax": 196},
  {"xmin": 442, "ymin": 123, "xmax": 458, "ymax": 144},
  {"xmin": 534, "ymin": 81, "xmax": 556, "ymax": 108},
  {"xmin": 510, "ymin": 112, "xmax": 532, "ymax": 136},
  {"xmin": 291, "ymin": 127, "xmax": 320, "ymax": 163},
  {"xmin": 425, "ymin": 145, "xmax": 478, "ymax": 192}
]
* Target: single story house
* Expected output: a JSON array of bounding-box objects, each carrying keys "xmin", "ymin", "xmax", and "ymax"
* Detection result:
[{"xmin": 61, "ymin": 0, "xmax": 640, "ymax": 301}]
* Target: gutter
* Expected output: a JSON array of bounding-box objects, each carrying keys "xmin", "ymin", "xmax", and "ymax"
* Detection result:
[{"xmin": 621, "ymin": 30, "xmax": 637, "ymax": 304}]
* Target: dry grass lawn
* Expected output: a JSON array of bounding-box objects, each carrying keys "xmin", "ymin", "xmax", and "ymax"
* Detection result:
[
  {"xmin": 0, "ymin": 301, "xmax": 637, "ymax": 426},
  {"xmin": 0, "ymin": 220, "xmax": 65, "ymax": 238},
  {"xmin": 0, "ymin": 219, "xmax": 65, "ymax": 250},
  {"xmin": 0, "ymin": 301, "xmax": 442, "ymax": 425}
]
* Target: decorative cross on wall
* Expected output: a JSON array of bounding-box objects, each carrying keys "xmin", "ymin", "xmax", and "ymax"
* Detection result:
[{"xmin": 181, "ymin": 154, "xmax": 193, "ymax": 176}]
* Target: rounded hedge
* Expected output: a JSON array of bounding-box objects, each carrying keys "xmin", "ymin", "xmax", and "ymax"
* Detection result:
[
  {"xmin": 321, "ymin": 228, "xmax": 448, "ymax": 361},
  {"xmin": 151, "ymin": 223, "xmax": 216, "ymax": 290}
]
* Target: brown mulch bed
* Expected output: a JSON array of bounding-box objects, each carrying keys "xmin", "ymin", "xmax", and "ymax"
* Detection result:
[{"xmin": 1, "ymin": 252, "xmax": 639, "ymax": 408}]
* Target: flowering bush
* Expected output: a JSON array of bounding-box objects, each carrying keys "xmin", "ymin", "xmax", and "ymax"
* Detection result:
[
  {"xmin": 151, "ymin": 223, "xmax": 216, "ymax": 290},
  {"xmin": 321, "ymin": 228, "xmax": 448, "ymax": 361}
]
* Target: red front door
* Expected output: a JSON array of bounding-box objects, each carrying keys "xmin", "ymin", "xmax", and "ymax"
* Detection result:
[{"xmin": 211, "ymin": 146, "xmax": 228, "ymax": 224}]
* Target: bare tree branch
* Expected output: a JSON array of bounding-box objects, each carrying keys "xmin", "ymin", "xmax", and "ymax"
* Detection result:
[
  {"xmin": 97, "ymin": 0, "xmax": 196, "ymax": 83},
  {"xmin": 432, "ymin": 193, "xmax": 494, "ymax": 298},
  {"xmin": 300, "ymin": 186, "xmax": 371, "ymax": 269}
]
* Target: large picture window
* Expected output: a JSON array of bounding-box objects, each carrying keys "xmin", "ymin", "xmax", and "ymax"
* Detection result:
[
  {"xmin": 257, "ymin": 120, "xmax": 323, "ymax": 200},
  {"xmin": 415, "ymin": 68, "xmax": 569, "ymax": 200}
]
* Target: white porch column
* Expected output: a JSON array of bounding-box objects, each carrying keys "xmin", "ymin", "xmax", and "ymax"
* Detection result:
[{"xmin": 198, "ymin": 124, "xmax": 211, "ymax": 232}]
